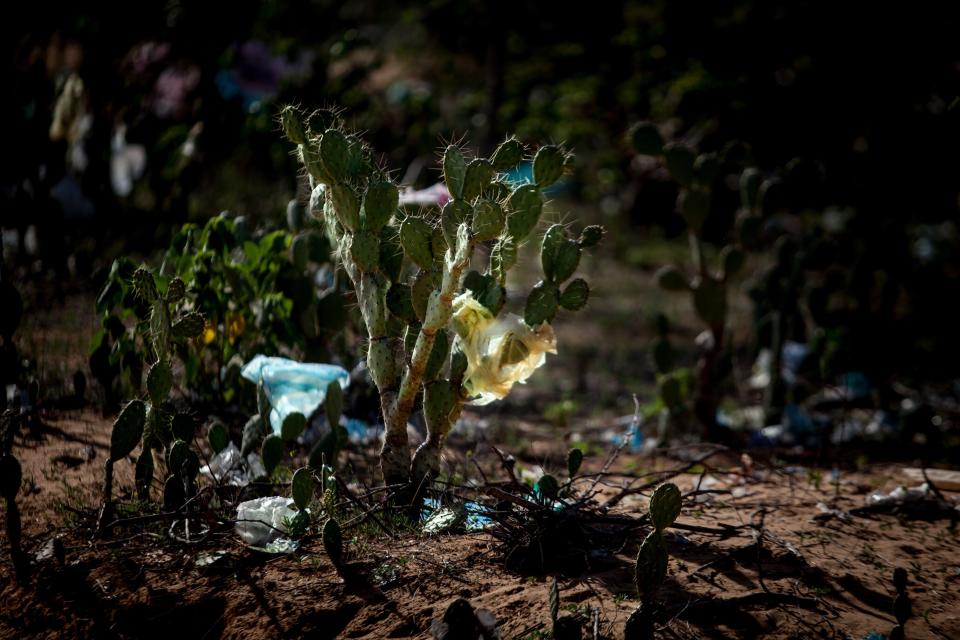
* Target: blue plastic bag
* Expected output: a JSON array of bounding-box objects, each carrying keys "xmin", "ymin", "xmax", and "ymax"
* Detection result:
[{"xmin": 240, "ymin": 356, "xmax": 350, "ymax": 433}]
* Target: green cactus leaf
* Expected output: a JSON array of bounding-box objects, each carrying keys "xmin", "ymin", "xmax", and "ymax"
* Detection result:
[
  {"xmin": 463, "ymin": 159, "xmax": 495, "ymax": 201},
  {"xmin": 655, "ymin": 265, "xmax": 689, "ymax": 292},
  {"xmin": 172, "ymin": 412, "xmax": 195, "ymax": 441},
  {"xmin": 634, "ymin": 530, "xmax": 668, "ymax": 597},
  {"xmin": 629, "ymin": 121, "xmax": 663, "ymax": 156},
  {"xmin": 463, "ymin": 271, "xmax": 505, "ymax": 314},
  {"xmin": 163, "ymin": 474, "xmax": 185, "ymax": 510},
  {"xmin": 443, "ymin": 145, "xmax": 466, "ymax": 199},
  {"xmin": 540, "ymin": 224, "xmax": 566, "ymax": 282},
  {"xmin": 257, "ymin": 382, "xmax": 271, "ymax": 431},
  {"xmin": 491, "ymin": 137, "xmax": 524, "ymax": 171},
  {"xmin": 261, "ymin": 435, "xmax": 285, "ymax": 477},
  {"xmin": 135, "ymin": 448, "xmax": 153, "ymax": 501},
  {"xmin": 663, "ymin": 142, "xmax": 695, "ymax": 186},
  {"xmin": 110, "ymin": 399, "xmax": 146, "ymax": 462},
  {"xmin": 362, "ymin": 181, "xmax": 398, "ymax": 232},
  {"xmin": 536, "ymin": 474, "xmax": 560, "ymax": 501},
  {"xmin": 693, "ymin": 276, "xmax": 727, "ymax": 327},
  {"xmin": 167, "ymin": 439, "xmax": 190, "ymax": 475},
  {"xmin": 319, "ymin": 129, "xmax": 351, "ymax": 183},
  {"xmin": 450, "ymin": 349, "xmax": 468, "ymax": 384},
  {"xmin": 208, "ymin": 422, "xmax": 229, "ymax": 454},
  {"xmin": 166, "ymin": 277, "xmax": 186, "ymax": 303},
  {"xmin": 281, "ymin": 412, "xmax": 307, "ymax": 443},
  {"xmin": 349, "ymin": 231, "xmax": 380, "ymax": 273},
  {"xmin": 132, "ymin": 267, "xmax": 159, "ymax": 303},
  {"xmin": 366, "ymin": 338, "xmax": 398, "ymax": 390},
  {"xmin": 323, "ymin": 517, "xmax": 343, "ymax": 565},
  {"xmin": 424, "ymin": 380, "xmax": 456, "ymax": 432},
  {"xmin": 425, "ymin": 329, "xmax": 450, "ymax": 381},
  {"xmin": 280, "ymin": 105, "xmax": 307, "ymax": 144},
  {"xmin": 286, "ymin": 199, "xmax": 305, "ymax": 232},
  {"xmin": 441, "ymin": 199, "xmax": 472, "ymax": 249},
  {"xmin": 411, "ymin": 270, "xmax": 434, "ymax": 322},
  {"xmin": 649, "ymin": 482, "xmax": 682, "ymax": 530},
  {"xmin": 567, "ymin": 448, "xmax": 584, "ymax": 477},
  {"xmin": 170, "ymin": 311, "xmax": 204, "ymax": 338},
  {"xmin": 740, "ymin": 168, "xmax": 761, "ymax": 211},
  {"xmin": 241, "ymin": 414, "xmax": 266, "ymax": 458},
  {"xmin": 558, "ymin": 278, "xmax": 590, "ymax": 311},
  {"xmin": 301, "ymin": 142, "xmax": 334, "ymax": 184},
  {"xmin": 578, "ymin": 225, "xmax": 604, "ymax": 248},
  {"xmin": 147, "ymin": 359, "xmax": 173, "ymax": 404},
  {"xmin": 490, "ymin": 237, "xmax": 518, "ymax": 282},
  {"xmin": 399, "ymin": 217, "xmax": 435, "ymax": 270},
  {"xmin": 386, "ymin": 284, "xmax": 417, "ymax": 324},
  {"xmin": 533, "ymin": 145, "xmax": 565, "ymax": 188},
  {"xmin": 0, "ymin": 455, "xmax": 22, "ymax": 500},
  {"xmin": 471, "ymin": 199, "xmax": 505, "ymax": 241},
  {"xmin": 378, "ymin": 225, "xmax": 404, "ymax": 282},
  {"xmin": 553, "ymin": 240, "xmax": 581, "ymax": 284},
  {"xmin": 506, "ymin": 184, "xmax": 543, "ymax": 240},
  {"xmin": 325, "ymin": 380, "xmax": 344, "ymax": 431},
  {"xmin": 678, "ymin": 187, "xmax": 710, "ymax": 232},
  {"xmin": 291, "ymin": 233, "xmax": 310, "ymax": 270},
  {"xmin": 330, "ymin": 184, "xmax": 361, "ymax": 232},
  {"xmin": 720, "ymin": 245, "xmax": 746, "ymax": 279},
  {"xmin": 292, "ymin": 467, "xmax": 313, "ymax": 511},
  {"xmin": 524, "ymin": 280, "xmax": 559, "ymax": 326}
]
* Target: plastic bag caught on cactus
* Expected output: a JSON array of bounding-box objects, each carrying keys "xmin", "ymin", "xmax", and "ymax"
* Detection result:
[
  {"xmin": 451, "ymin": 292, "xmax": 557, "ymax": 405},
  {"xmin": 240, "ymin": 356, "xmax": 350, "ymax": 433}
]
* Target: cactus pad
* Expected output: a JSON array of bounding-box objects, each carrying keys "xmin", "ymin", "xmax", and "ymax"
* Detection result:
[
  {"xmin": 110, "ymin": 399, "xmax": 146, "ymax": 462},
  {"xmin": 648, "ymin": 482, "xmax": 682, "ymax": 531}
]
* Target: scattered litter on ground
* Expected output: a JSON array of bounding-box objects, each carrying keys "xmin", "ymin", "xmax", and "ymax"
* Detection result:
[{"xmin": 235, "ymin": 496, "xmax": 300, "ymax": 545}]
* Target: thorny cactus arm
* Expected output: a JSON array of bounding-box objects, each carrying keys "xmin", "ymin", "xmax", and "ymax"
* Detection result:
[{"xmin": 283, "ymin": 105, "xmax": 600, "ymax": 492}]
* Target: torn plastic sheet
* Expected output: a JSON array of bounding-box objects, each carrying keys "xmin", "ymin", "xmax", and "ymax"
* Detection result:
[
  {"xmin": 200, "ymin": 442, "xmax": 266, "ymax": 486},
  {"xmin": 235, "ymin": 496, "xmax": 301, "ymax": 546},
  {"xmin": 421, "ymin": 497, "xmax": 492, "ymax": 531},
  {"xmin": 240, "ymin": 356, "xmax": 350, "ymax": 433}
]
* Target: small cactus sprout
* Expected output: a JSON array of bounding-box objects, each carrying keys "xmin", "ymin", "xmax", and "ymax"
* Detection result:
[
  {"xmin": 291, "ymin": 467, "xmax": 313, "ymax": 511},
  {"xmin": 890, "ymin": 566, "xmax": 911, "ymax": 638},
  {"xmin": 207, "ymin": 422, "xmax": 228, "ymax": 454},
  {"xmin": 282, "ymin": 106, "xmax": 601, "ymax": 492},
  {"xmin": 261, "ymin": 434, "xmax": 285, "ymax": 477},
  {"xmin": 648, "ymin": 483, "xmax": 682, "ymax": 531},
  {"xmin": 631, "ymin": 482, "xmax": 682, "ymax": 635},
  {"xmin": 322, "ymin": 516, "xmax": 344, "ymax": 567},
  {"xmin": 567, "ymin": 448, "xmax": 584, "ymax": 478}
]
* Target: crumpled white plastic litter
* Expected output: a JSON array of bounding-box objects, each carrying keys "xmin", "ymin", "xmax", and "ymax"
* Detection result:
[{"xmin": 235, "ymin": 496, "xmax": 298, "ymax": 546}]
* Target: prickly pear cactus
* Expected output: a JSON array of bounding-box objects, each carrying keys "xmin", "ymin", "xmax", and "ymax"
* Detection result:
[
  {"xmin": 282, "ymin": 106, "xmax": 602, "ymax": 491},
  {"xmin": 634, "ymin": 126, "xmax": 749, "ymax": 437},
  {"xmin": 633, "ymin": 482, "xmax": 682, "ymax": 616},
  {"xmin": 100, "ymin": 269, "xmax": 206, "ymax": 532}
]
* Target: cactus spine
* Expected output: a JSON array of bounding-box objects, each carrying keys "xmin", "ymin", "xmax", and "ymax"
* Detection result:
[{"xmin": 283, "ymin": 107, "xmax": 600, "ymax": 495}]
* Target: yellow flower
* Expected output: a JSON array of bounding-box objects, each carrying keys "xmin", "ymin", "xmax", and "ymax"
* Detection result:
[
  {"xmin": 451, "ymin": 292, "xmax": 557, "ymax": 405},
  {"xmin": 226, "ymin": 311, "xmax": 246, "ymax": 345},
  {"xmin": 202, "ymin": 321, "xmax": 217, "ymax": 345}
]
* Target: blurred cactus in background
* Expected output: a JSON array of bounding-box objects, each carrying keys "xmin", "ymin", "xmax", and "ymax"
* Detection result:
[
  {"xmin": 283, "ymin": 105, "xmax": 602, "ymax": 493},
  {"xmin": 633, "ymin": 123, "xmax": 744, "ymax": 438}
]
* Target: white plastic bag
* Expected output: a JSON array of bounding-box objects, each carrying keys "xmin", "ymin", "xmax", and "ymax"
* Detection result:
[{"xmin": 235, "ymin": 496, "xmax": 297, "ymax": 546}]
